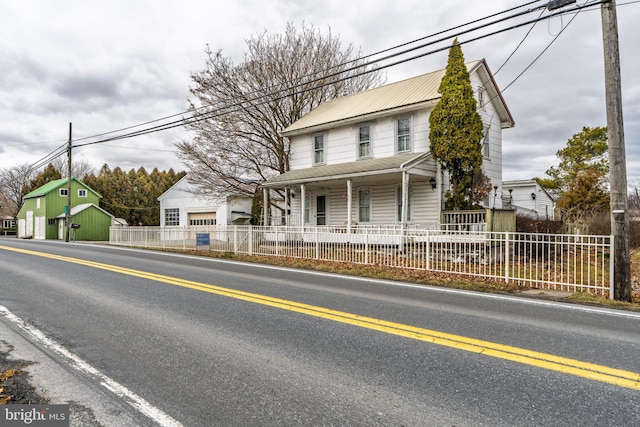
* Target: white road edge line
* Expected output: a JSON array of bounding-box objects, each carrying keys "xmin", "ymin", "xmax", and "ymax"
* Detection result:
[{"xmin": 0, "ymin": 304, "xmax": 183, "ymax": 427}]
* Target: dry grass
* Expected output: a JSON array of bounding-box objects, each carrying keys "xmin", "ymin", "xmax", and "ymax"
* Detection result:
[{"xmin": 160, "ymin": 248, "xmax": 640, "ymax": 310}]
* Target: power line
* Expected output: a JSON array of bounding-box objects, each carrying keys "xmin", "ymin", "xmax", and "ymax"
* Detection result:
[
  {"xmin": 26, "ymin": 0, "xmax": 609, "ymax": 171},
  {"xmin": 73, "ymin": 2, "xmax": 565, "ymax": 150},
  {"xmin": 68, "ymin": 1, "xmax": 545, "ymax": 146},
  {"xmin": 77, "ymin": 0, "xmax": 607, "ymax": 150},
  {"xmin": 501, "ymin": 0, "xmax": 589, "ymax": 93}
]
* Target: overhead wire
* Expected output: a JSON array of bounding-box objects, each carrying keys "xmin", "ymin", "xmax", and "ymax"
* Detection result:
[
  {"xmin": 68, "ymin": 0, "xmax": 545, "ymax": 146},
  {"xmin": 501, "ymin": 0, "xmax": 590, "ymax": 93},
  {"xmin": 78, "ymin": 0, "xmax": 607, "ymax": 149},
  {"xmin": 27, "ymin": 0, "xmax": 609, "ymax": 169},
  {"xmin": 73, "ymin": 1, "xmax": 563, "ymax": 150}
]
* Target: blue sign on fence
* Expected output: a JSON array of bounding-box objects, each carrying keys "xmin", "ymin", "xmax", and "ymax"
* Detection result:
[{"xmin": 196, "ymin": 233, "xmax": 210, "ymax": 251}]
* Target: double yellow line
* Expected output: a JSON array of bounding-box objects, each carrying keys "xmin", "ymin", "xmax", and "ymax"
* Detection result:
[{"xmin": 3, "ymin": 244, "xmax": 640, "ymax": 391}]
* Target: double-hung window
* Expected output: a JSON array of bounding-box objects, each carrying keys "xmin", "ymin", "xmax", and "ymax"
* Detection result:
[
  {"xmin": 396, "ymin": 117, "xmax": 411, "ymax": 152},
  {"xmin": 358, "ymin": 189, "xmax": 371, "ymax": 223},
  {"xmin": 482, "ymin": 125, "xmax": 490, "ymax": 157},
  {"xmin": 165, "ymin": 208, "xmax": 179, "ymax": 226},
  {"xmin": 358, "ymin": 125, "xmax": 371, "ymax": 158},
  {"xmin": 478, "ymin": 88, "xmax": 486, "ymax": 110},
  {"xmin": 313, "ymin": 134, "xmax": 325, "ymax": 165}
]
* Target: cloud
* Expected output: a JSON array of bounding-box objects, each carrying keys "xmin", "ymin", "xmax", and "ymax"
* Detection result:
[{"xmin": 0, "ymin": 0, "xmax": 638, "ymax": 184}]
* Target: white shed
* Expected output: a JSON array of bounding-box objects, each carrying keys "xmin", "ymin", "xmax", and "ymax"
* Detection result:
[
  {"xmin": 158, "ymin": 176, "xmax": 254, "ymax": 226},
  {"xmin": 503, "ymin": 179, "xmax": 555, "ymax": 220}
]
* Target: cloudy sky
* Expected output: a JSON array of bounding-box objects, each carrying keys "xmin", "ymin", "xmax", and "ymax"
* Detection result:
[{"xmin": 1, "ymin": 0, "xmax": 639, "ymax": 184}]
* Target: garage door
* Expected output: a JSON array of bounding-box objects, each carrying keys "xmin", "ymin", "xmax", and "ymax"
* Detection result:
[{"xmin": 188, "ymin": 212, "xmax": 216, "ymax": 226}]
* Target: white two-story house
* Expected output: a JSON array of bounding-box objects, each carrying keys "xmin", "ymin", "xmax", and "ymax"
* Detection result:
[{"xmin": 262, "ymin": 59, "xmax": 514, "ymax": 230}]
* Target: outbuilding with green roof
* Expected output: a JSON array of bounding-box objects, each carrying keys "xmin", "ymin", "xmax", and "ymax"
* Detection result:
[{"xmin": 16, "ymin": 177, "xmax": 117, "ymax": 241}]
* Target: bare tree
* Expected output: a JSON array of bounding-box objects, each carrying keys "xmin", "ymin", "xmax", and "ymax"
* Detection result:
[
  {"xmin": 0, "ymin": 163, "xmax": 37, "ymax": 216},
  {"xmin": 177, "ymin": 22, "xmax": 383, "ymax": 200},
  {"xmin": 50, "ymin": 157, "xmax": 96, "ymax": 180}
]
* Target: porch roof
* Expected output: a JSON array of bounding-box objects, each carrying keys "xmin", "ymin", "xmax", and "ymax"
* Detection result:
[{"xmin": 262, "ymin": 152, "xmax": 431, "ymax": 187}]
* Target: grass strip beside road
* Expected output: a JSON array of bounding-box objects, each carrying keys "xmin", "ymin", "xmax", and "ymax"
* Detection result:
[{"xmin": 3, "ymin": 244, "xmax": 639, "ymax": 391}]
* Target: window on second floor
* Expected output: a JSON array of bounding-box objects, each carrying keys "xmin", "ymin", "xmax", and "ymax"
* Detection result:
[
  {"xmin": 165, "ymin": 208, "xmax": 179, "ymax": 226},
  {"xmin": 478, "ymin": 87, "xmax": 486, "ymax": 110},
  {"xmin": 396, "ymin": 117, "xmax": 411, "ymax": 152},
  {"xmin": 313, "ymin": 134, "xmax": 325, "ymax": 165},
  {"xmin": 78, "ymin": 189, "xmax": 87, "ymax": 197},
  {"xmin": 59, "ymin": 188, "xmax": 68, "ymax": 197},
  {"xmin": 358, "ymin": 125, "xmax": 371, "ymax": 159}
]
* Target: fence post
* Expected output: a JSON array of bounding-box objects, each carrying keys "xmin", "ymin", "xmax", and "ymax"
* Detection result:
[
  {"xmin": 275, "ymin": 227, "xmax": 279, "ymax": 256},
  {"xmin": 426, "ymin": 230, "xmax": 430, "ymax": 270},
  {"xmin": 609, "ymin": 234, "xmax": 615, "ymax": 300},
  {"xmin": 183, "ymin": 226, "xmax": 187, "ymax": 250},
  {"xmin": 248, "ymin": 225, "xmax": 253, "ymax": 256},
  {"xmin": 365, "ymin": 228, "xmax": 369, "ymax": 264},
  {"xmin": 315, "ymin": 227, "xmax": 320, "ymax": 260},
  {"xmin": 505, "ymin": 232, "xmax": 510, "ymax": 284},
  {"xmin": 233, "ymin": 226, "xmax": 238, "ymax": 253}
]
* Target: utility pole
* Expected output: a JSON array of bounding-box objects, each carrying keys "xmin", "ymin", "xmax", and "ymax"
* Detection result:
[
  {"xmin": 601, "ymin": 0, "xmax": 631, "ymax": 301},
  {"xmin": 65, "ymin": 122, "xmax": 72, "ymax": 243}
]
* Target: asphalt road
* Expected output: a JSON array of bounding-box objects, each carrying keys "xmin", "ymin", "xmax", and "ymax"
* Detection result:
[{"xmin": 0, "ymin": 238, "xmax": 638, "ymax": 426}]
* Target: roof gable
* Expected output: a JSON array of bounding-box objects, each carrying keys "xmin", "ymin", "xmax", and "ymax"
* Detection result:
[
  {"xmin": 282, "ymin": 59, "xmax": 514, "ymax": 136},
  {"xmin": 23, "ymin": 177, "xmax": 102, "ymax": 200},
  {"xmin": 158, "ymin": 175, "xmax": 190, "ymax": 201},
  {"xmin": 55, "ymin": 203, "xmax": 114, "ymax": 218}
]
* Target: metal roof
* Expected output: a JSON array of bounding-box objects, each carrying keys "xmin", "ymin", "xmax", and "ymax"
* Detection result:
[
  {"xmin": 281, "ymin": 59, "xmax": 514, "ymax": 136},
  {"xmin": 55, "ymin": 202, "xmax": 114, "ymax": 218},
  {"xmin": 22, "ymin": 177, "xmax": 102, "ymax": 200},
  {"xmin": 282, "ymin": 64, "xmax": 455, "ymax": 136},
  {"xmin": 263, "ymin": 153, "xmax": 430, "ymax": 187}
]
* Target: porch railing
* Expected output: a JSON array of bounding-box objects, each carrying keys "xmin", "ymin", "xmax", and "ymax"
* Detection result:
[{"xmin": 110, "ymin": 225, "xmax": 613, "ymax": 298}]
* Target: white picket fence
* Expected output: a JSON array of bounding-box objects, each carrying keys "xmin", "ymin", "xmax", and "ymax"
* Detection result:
[{"xmin": 109, "ymin": 225, "xmax": 614, "ymax": 298}]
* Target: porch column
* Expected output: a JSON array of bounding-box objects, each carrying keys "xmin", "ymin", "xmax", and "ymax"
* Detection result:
[
  {"xmin": 300, "ymin": 184, "xmax": 306, "ymax": 229},
  {"xmin": 284, "ymin": 187, "xmax": 289, "ymax": 226},
  {"xmin": 401, "ymin": 171, "xmax": 409, "ymax": 228},
  {"xmin": 263, "ymin": 187, "xmax": 269, "ymax": 226},
  {"xmin": 346, "ymin": 179, "xmax": 352, "ymax": 233},
  {"xmin": 436, "ymin": 163, "xmax": 442, "ymax": 214}
]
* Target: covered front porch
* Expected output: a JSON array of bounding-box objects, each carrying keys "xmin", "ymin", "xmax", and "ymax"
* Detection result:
[{"xmin": 262, "ymin": 152, "xmax": 442, "ymax": 231}]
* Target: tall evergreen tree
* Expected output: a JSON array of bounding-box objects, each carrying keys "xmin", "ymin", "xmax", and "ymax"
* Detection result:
[{"xmin": 429, "ymin": 39, "xmax": 484, "ymax": 210}]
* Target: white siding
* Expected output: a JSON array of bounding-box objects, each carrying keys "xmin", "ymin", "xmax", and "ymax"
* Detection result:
[
  {"xmin": 472, "ymin": 72, "xmax": 503, "ymax": 208},
  {"xmin": 158, "ymin": 177, "xmax": 254, "ymax": 226},
  {"xmin": 282, "ymin": 66, "xmax": 508, "ymax": 225}
]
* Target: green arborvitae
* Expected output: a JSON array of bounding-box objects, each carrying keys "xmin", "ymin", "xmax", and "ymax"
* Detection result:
[{"xmin": 429, "ymin": 39, "xmax": 484, "ymax": 210}]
